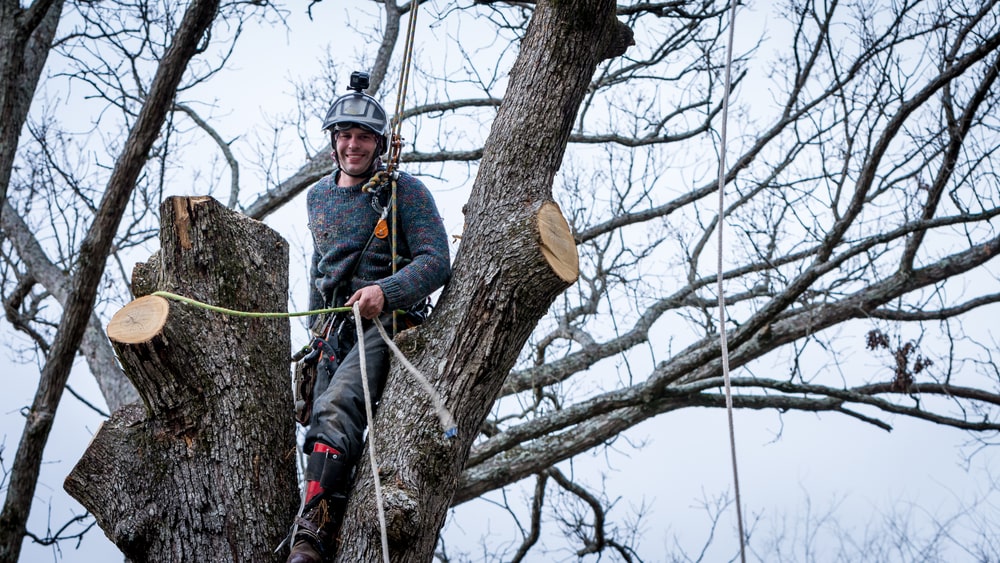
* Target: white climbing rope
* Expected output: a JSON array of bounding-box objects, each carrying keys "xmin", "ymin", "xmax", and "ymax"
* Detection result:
[
  {"xmin": 354, "ymin": 303, "xmax": 458, "ymax": 562},
  {"xmin": 372, "ymin": 317, "xmax": 458, "ymax": 437},
  {"xmin": 715, "ymin": 1, "xmax": 747, "ymax": 561},
  {"xmin": 354, "ymin": 303, "xmax": 391, "ymax": 563}
]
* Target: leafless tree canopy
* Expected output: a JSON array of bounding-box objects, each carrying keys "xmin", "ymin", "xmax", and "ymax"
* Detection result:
[{"xmin": 2, "ymin": 0, "xmax": 999, "ymax": 560}]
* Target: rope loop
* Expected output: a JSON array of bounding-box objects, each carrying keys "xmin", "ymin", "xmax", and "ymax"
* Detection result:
[{"xmin": 362, "ymin": 169, "xmax": 392, "ymax": 194}]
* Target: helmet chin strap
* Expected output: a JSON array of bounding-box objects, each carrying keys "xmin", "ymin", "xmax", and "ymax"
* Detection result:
[{"xmin": 334, "ymin": 152, "xmax": 384, "ymax": 184}]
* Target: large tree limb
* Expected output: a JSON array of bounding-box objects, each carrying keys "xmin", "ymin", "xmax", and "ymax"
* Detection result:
[
  {"xmin": 0, "ymin": 0, "xmax": 64, "ymax": 224},
  {"xmin": 0, "ymin": 0, "xmax": 221, "ymax": 558},
  {"xmin": 65, "ymin": 196, "xmax": 298, "ymax": 561},
  {"xmin": 455, "ymin": 233, "xmax": 1000, "ymax": 498},
  {"xmin": 1, "ymin": 201, "xmax": 138, "ymax": 410}
]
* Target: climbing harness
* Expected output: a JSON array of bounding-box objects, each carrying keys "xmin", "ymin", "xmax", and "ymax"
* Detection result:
[
  {"xmin": 715, "ymin": 1, "xmax": 747, "ymax": 561},
  {"xmin": 292, "ymin": 312, "xmax": 356, "ymax": 425}
]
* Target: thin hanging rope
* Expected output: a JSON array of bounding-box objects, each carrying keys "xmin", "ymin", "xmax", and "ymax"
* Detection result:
[
  {"xmin": 715, "ymin": 1, "xmax": 747, "ymax": 561},
  {"xmin": 386, "ymin": 1, "xmax": 420, "ymax": 174},
  {"xmin": 372, "ymin": 316, "xmax": 457, "ymax": 437},
  {"xmin": 391, "ymin": 175, "xmax": 399, "ymax": 335},
  {"xmin": 354, "ymin": 304, "xmax": 391, "ymax": 563}
]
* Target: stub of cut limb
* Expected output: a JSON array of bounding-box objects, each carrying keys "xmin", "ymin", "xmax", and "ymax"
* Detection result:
[{"xmin": 537, "ymin": 201, "xmax": 579, "ymax": 283}]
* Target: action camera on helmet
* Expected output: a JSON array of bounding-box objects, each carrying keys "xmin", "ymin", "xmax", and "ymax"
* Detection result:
[{"xmin": 349, "ymin": 71, "xmax": 370, "ymax": 92}]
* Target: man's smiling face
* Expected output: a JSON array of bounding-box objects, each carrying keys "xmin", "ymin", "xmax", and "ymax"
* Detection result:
[{"xmin": 334, "ymin": 126, "xmax": 378, "ymax": 180}]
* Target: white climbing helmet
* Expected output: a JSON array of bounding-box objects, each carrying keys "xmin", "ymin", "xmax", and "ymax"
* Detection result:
[{"xmin": 322, "ymin": 71, "xmax": 389, "ymax": 152}]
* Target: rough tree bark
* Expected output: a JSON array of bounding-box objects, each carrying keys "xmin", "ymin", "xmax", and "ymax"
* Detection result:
[
  {"xmin": 59, "ymin": 1, "xmax": 627, "ymax": 560},
  {"xmin": 65, "ymin": 196, "xmax": 299, "ymax": 562},
  {"xmin": 335, "ymin": 1, "xmax": 625, "ymax": 561},
  {"xmin": 0, "ymin": 0, "xmax": 221, "ymax": 558}
]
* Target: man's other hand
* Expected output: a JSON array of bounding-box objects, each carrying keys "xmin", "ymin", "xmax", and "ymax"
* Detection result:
[{"xmin": 346, "ymin": 285, "xmax": 385, "ymax": 319}]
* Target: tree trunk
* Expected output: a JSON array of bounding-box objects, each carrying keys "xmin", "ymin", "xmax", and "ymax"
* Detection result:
[
  {"xmin": 65, "ymin": 196, "xmax": 299, "ymax": 562},
  {"xmin": 0, "ymin": 0, "xmax": 221, "ymax": 558},
  {"xmin": 335, "ymin": 1, "xmax": 618, "ymax": 561},
  {"xmin": 0, "ymin": 0, "xmax": 64, "ymax": 222}
]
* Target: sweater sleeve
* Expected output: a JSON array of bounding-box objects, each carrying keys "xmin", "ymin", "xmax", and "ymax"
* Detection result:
[
  {"xmin": 307, "ymin": 249, "xmax": 325, "ymax": 328},
  {"xmin": 374, "ymin": 174, "xmax": 451, "ymax": 310}
]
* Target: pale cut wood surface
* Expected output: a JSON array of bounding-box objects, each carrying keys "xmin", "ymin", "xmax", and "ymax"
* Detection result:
[
  {"xmin": 537, "ymin": 201, "xmax": 579, "ymax": 283},
  {"xmin": 106, "ymin": 294, "xmax": 170, "ymax": 344}
]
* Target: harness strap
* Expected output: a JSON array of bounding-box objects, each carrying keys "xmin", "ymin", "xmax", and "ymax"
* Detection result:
[{"xmin": 324, "ymin": 176, "xmax": 394, "ymax": 310}]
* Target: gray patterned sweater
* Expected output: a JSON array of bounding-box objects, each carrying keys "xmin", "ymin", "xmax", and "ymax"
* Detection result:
[{"xmin": 307, "ymin": 171, "xmax": 451, "ymax": 313}]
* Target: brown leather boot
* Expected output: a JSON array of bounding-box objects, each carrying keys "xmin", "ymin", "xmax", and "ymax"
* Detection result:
[
  {"xmin": 286, "ymin": 497, "xmax": 333, "ymax": 563},
  {"xmin": 285, "ymin": 443, "xmax": 351, "ymax": 563},
  {"xmin": 287, "ymin": 495, "xmax": 350, "ymax": 563},
  {"xmin": 286, "ymin": 538, "xmax": 322, "ymax": 563}
]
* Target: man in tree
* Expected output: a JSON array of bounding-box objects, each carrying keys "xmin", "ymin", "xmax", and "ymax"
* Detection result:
[{"xmin": 286, "ymin": 71, "xmax": 452, "ymax": 563}]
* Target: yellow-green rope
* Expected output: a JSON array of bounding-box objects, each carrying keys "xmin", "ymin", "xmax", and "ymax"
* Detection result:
[{"xmin": 151, "ymin": 291, "xmax": 353, "ymax": 318}]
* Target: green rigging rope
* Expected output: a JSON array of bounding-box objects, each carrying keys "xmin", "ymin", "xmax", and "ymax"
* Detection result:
[{"xmin": 151, "ymin": 290, "xmax": 353, "ymax": 318}]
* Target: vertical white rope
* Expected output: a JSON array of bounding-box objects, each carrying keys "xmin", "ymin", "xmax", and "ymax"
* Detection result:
[
  {"xmin": 354, "ymin": 305, "xmax": 391, "ymax": 563},
  {"xmin": 715, "ymin": 1, "xmax": 747, "ymax": 561},
  {"xmin": 387, "ymin": 0, "xmax": 420, "ymax": 171},
  {"xmin": 351, "ymin": 307, "xmax": 457, "ymax": 563}
]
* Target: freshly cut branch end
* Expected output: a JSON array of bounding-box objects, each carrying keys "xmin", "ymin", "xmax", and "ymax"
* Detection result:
[
  {"xmin": 537, "ymin": 201, "xmax": 579, "ymax": 283},
  {"xmin": 107, "ymin": 295, "xmax": 170, "ymax": 344}
]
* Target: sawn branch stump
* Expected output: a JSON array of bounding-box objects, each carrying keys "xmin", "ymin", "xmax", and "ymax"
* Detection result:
[{"xmin": 65, "ymin": 196, "xmax": 299, "ymax": 562}]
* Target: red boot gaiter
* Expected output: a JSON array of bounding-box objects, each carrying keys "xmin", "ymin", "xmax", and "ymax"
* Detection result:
[{"xmin": 305, "ymin": 443, "xmax": 340, "ymax": 503}]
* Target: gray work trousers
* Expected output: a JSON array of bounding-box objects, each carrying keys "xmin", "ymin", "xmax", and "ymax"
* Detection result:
[{"xmin": 305, "ymin": 312, "xmax": 393, "ymax": 465}]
